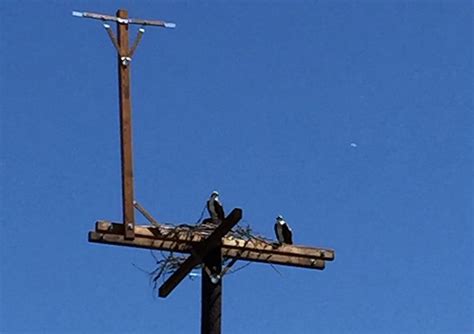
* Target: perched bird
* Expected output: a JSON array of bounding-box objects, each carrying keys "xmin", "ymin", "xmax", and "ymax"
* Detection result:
[
  {"xmin": 207, "ymin": 191, "xmax": 225, "ymax": 223},
  {"xmin": 274, "ymin": 215, "xmax": 293, "ymax": 245}
]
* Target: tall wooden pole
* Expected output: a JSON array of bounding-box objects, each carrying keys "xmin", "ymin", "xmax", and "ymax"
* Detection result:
[
  {"xmin": 76, "ymin": 10, "xmax": 335, "ymax": 334},
  {"xmin": 74, "ymin": 8, "xmax": 175, "ymax": 239},
  {"xmin": 116, "ymin": 9, "xmax": 135, "ymax": 240},
  {"xmin": 201, "ymin": 247, "xmax": 222, "ymax": 334}
]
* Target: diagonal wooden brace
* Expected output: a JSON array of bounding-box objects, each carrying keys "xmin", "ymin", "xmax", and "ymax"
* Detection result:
[{"xmin": 158, "ymin": 208, "xmax": 242, "ymax": 298}]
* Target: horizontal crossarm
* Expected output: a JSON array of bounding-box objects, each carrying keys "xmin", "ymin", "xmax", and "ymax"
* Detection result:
[
  {"xmin": 72, "ymin": 10, "xmax": 176, "ymax": 28},
  {"xmin": 88, "ymin": 219, "xmax": 333, "ymax": 271},
  {"xmin": 89, "ymin": 231, "xmax": 326, "ymax": 270},
  {"xmin": 93, "ymin": 221, "xmax": 335, "ymax": 260}
]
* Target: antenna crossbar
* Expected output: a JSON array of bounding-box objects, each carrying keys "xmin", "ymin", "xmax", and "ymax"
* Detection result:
[{"xmin": 72, "ymin": 10, "xmax": 176, "ymax": 28}]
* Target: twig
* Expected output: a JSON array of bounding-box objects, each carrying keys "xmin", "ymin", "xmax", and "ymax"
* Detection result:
[
  {"xmin": 269, "ymin": 263, "xmax": 282, "ymax": 276},
  {"xmin": 132, "ymin": 263, "xmax": 152, "ymax": 275}
]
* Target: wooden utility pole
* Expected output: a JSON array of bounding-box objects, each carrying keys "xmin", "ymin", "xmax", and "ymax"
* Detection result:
[
  {"xmin": 116, "ymin": 9, "xmax": 135, "ymax": 240},
  {"xmin": 73, "ymin": 9, "xmax": 175, "ymax": 240},
  {"xmin": 201, "ymin": 247, "xmax": 222, "ymax": 334},
  {"xmin": 75, "ymin": 9, "xmax": 335, "ymax": 334}
]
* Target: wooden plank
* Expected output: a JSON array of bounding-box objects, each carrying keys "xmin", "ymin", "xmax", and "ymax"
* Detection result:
[
  {"xmin": 222, "ymin": 248, "xmax": 325, "ymax": 270},
  {"xmin": 95, "ymin": 221, "xmax": 335, "ymax": 261},
  {"xmin": 89, "ymin": 231, "xmax": 192, "ymax": 252},
  {"xmin": 117, "ymin": 9, "xmax": 135, "ymax": 240},
  {"xmin": 133, "ymin": 201, "xmax": 160, "ymax": 227},
  {"xmin": 158, "ymin": 209, "xmax": 242, "ymax": 298},
  {"xmin": 223, "ymin": 238, "xmax": 333, "ymax": 261},
  {"xmin": 88, "ymin": 233, "xmax": 325, "ymax": 270}
]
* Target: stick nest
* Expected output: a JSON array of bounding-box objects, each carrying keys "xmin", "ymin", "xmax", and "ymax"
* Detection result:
[{"xmin": 143, "ymin": 221, "xmax": 273, "ymax": 291}]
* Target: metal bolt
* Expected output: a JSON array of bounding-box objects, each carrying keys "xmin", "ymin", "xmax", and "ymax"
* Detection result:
[
  {"xmin": 210, "ymin": 274, "xmax": 221, "ymax": 284},
  {"xmin": 121, "ymin": 56, "xmax": 132, "ymax": 66},
  {"xmin": 127, "ymin": 223, "xmax": 133, "ymax": 230}
]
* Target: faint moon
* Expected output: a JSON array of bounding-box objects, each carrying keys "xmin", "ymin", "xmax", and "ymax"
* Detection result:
[{"xmin": 350, "ymin": 143, "xmax": 358, "ymax": 148}]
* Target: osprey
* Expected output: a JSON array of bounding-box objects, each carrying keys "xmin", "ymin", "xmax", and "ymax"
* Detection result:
[
  {"xmin": 274, "ymin": 215, "xmax": 293, "ymax": 245},
  {"xmin": 207, "ymin": 191, "xmax": 225, "ymax": 223}
]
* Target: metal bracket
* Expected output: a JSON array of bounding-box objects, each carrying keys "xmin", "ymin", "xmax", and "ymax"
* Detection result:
[
  {"xmin": 120, "ymin": 56, "xmax": 132, "ymax": 66},
  {"xmin": 103, "ymin": 24, "xmax": 145, "ymax": 67},
  {"xmin": 204, "ymin": 257, "xmax": 239, "ymax": 284},
  {"xmin": 117, "ymin": 17, "xmax": 129, "ymax": 24}
]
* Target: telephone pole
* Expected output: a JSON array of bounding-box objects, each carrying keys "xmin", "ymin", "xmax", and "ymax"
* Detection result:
[
  {"xmin": 75, "ymin": 9, "xmax": 335, "ymax": 334},
  {"xmin": 73, "ymin": 9, "xmax": 175, "ymax": 240},
  {"xmin": 116, "ymin": 9, "xmax": 135, "ymax": 240}
]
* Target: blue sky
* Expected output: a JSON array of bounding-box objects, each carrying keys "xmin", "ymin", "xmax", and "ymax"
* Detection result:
[{"xmin": 0, "ymin": 1, "xmax": 472, "ymax": 333}]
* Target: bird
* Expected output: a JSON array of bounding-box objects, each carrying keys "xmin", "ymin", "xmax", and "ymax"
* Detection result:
[
  {"xmin": 274, "ymin": 215, "xmax": 293, "ymax": 245},
  {"xmin": 206, "ymin": 191, "xmax": 225, "ymax": 223}
]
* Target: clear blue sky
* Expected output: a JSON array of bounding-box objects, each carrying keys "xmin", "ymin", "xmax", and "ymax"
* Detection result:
[{"xmin": 1, "ymin": 1, "xmax": 472, "ymax": 333}]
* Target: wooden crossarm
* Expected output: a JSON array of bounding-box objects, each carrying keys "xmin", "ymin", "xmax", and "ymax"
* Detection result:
[
  {"xmin": 89, "ymin": 231, "xmax": 325, "ymax": 269},
  {"xmin": 88, "ymin": 231, "xmax": 327, "ymax": 270},
  {"xmin": 94, "ymin": 220, "xmax": 335, "ymax": 260},
  {"xmin": 158, "ymin": 208, "xmax": 242, "ymax": 298}
]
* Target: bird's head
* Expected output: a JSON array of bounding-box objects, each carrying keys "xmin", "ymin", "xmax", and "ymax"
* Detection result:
[
  {"xmin": 276, "ymin": 215, "xmax": 284, "ymax": 222},
  {"xmin": 211, "ymin": 190, "xmax": 219, "ymax": 198}
]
